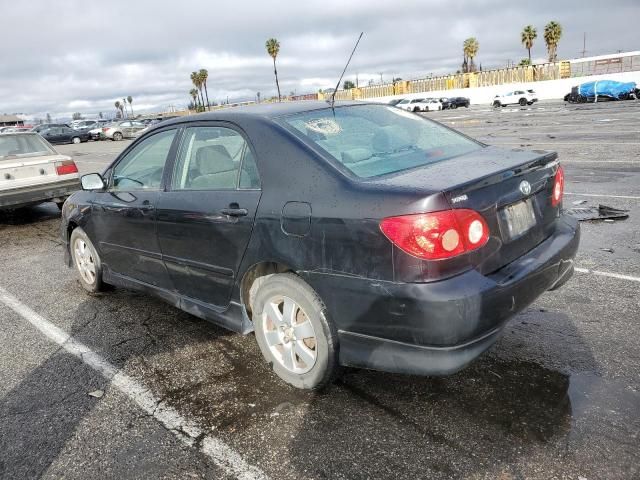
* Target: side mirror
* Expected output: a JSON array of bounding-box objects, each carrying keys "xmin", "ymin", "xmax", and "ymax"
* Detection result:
[{"xmin": 81, "ymin": 173, "xmax": 105, "ymax": 191}]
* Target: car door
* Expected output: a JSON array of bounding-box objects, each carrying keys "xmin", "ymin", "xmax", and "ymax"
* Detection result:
[
  {"xmin": 131, "ymin": 121, "xmax": 146, "ymax": 137},
  {"xmin": 41, "ymin": 128, "xmax": 60, "ymax": 144},
  {"xmin": 59, "ymin": 127, "xmax": 74, "ymax": 143},
  {"xmin": 89, "ymin": 128, "xmax": 179, "ymax": 289},
  {"xmin": 156, "ymin": 124, "xmax": 261, "ymax": 307}
]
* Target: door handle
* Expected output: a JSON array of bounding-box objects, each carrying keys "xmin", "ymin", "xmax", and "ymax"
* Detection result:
[{"xmin": 220, "ymin": 207, "xmax": 248, "ymax": 217}]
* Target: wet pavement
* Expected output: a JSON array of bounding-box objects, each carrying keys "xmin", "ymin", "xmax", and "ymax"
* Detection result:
[{"xmin": 1, "ymin": 100, "xmax": 639, "ymax": 479}]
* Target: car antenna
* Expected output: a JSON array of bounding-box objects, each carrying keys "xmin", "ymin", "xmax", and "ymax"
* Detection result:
[{"xmin": 329, "ymin": 32, "xmax": 364, "ymax": 113}]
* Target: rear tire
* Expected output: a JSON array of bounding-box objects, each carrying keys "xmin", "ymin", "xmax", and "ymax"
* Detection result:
[
  {"xmin": 413, "ymin": 107, "xmax": 420, "ymax": 112},
  {"xmin": 252, "ymin": 273, "xmax": 339, "ymax": 390},
  {"xmin": 70, "ymin": 227, "xmax": 105, "ymax": 293},
  {"xmin": 113, "ymin": 132, "xmax": 123, "ymax": 141},
  {"xmin": 493, "ymin": 101, "xmax": 501, "ymax": 108},
  {"xmin": 450, "ymin": 103, "xmax": 457, "ymax": 109},
  {"xmin": 519, "ymin": 98, "xmax": 527, "ymax": 106},
  {"xmin": 72, "ymin": 137, "xmax": 81, "ymax": 144}
]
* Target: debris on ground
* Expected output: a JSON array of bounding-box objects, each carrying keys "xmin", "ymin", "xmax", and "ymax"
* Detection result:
[
  {"xmin": 572, "ymin": 199, "xmax": 588, "ymax": 205},
  {"xmin": 88, "ymin": 389, "xmax": 104, "ymax": 398},
  {"xmin": 600, "ymin": 248, "xmax": 614, "ymax": 253},
  {"xmin": 565, "ymin": 204, "xmax": 629, "ymax": 222}
]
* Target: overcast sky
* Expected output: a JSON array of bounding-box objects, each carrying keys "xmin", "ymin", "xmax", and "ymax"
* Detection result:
[{"xmin": 2, "ymin": 0, "xmax": 637, "ymax": 119}]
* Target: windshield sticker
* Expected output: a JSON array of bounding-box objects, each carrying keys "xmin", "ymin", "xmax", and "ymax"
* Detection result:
[{"xmin": 304, "ymin": 118, "xmax": 342, "ymax": 135}]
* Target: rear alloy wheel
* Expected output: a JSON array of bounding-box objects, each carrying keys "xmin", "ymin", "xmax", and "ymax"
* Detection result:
[
  {"xmin": 519, "ymin": 98, "xmax": 527, "ymax": 106},
  {"xmin": 253, "ymin": 273, "xmax": 338, "ymax": 389},
  {"xmin": 113, "ymin": 132, "xmax": 123, "ymax": 141},
  {"xmin": 70, "ymin": 227, "xmax": 105, "ymax": 293},
  {"xmin": 72, "ymin": 137, "xmax": 81, "ymax": 144},
  {"xmin": 493, "ymin": 101, "xmax": 501, "ymax": 108}
]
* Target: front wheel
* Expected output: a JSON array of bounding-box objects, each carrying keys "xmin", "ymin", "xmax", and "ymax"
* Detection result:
[
  {"xmin": 112, "ymin": 132, "xmax": 123, "ymax": 141},
  {"xmin": 450, "ymin": 103, "xmax": 457, "ymax": 109},
  {"xmin": 70, "ymin": 227, "xmax": 105, "ymax": 293},
  {"xmin": 519, "ymin": 98, "xmax": 527, "ymax": 106},
  {"xmin": 72, "ymin": 137, "xmax": 81, "ymax": 144},
  {"xmin": 493, "ymin": 101, "xmax": 501, "ymax": 108},
  {"xmin": 253, "ymin": 273, "xmax": 339, "ymax": 390}
]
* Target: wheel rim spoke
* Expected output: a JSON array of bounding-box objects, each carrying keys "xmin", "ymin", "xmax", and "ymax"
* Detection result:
[
  {"xmin": 265, "ymin": 330, "xmax": 282, "ymax": 347},
  {"xmin": 282, "ymin": 297, "xmax": 297, "ymax": 324},
  {"xmin": 281, "ymin": 343, "xmax": 295, "ymax": 371},
  {"xmin": 294, "ymin": 341, "xmax": 315, "ymax": 367},
  {"xmin": 265, "ymin": 301, "xmax": 284, "ymax": 327},
  {"xmin": 293, "ymin": 319, "xmax": 314, "ymax": 339}
]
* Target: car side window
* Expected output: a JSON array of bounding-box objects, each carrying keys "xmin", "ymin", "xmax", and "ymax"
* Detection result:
[
  {"xmin": 172, "ymin": 126, "xmax": 246, "ymax": 191},
  {"xmin": 239, "ymin": 145, "xmax": 261, "ymax": 189},
  {"xmin": 111, "ymin": 129, "xmax": 177, "ymax": 191}
]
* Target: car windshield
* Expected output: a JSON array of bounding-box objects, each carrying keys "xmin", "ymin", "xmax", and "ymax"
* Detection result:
[
  {"xmin": 280, "ymin": 104, "xmax": 482, "ymax": 178},
  {"xmin": 0, "ymin": 134, "xmax": 56, "ymax": 160}
]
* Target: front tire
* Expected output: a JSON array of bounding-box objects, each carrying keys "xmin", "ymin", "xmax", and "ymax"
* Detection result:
[
  {"xmin": 70, "ymin": 227, "xmax": 105, "ymax": 293},
  {"xmin": 493, "ymin": 101, "xmax": 501, "ymax": 108},
  {"xmin": 450, "ymin": 103, "xmax": 457, "ymax": 109},
  {"xmin": 113, "ymin": 132, "xmax": 123, "ymax": 141},
  {"xmin": 253, "ymin": 273, "xmax": 338, "ymax": 390},
  {"xmin": 72, "ymin": 137, "xmax": 81, "ymax": 144},
  {"xmin": 519, "ymin": 98, "xmax": 527, "ymax": 106}
]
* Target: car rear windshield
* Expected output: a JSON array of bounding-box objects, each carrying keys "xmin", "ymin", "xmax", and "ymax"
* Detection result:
[
  {"xmin": 0, "ymin": 134, "xmax": 55, "ymax": 160},
  {"xmin": 280, "ymin": 104, "xmax": 482, "ymax": 178}
]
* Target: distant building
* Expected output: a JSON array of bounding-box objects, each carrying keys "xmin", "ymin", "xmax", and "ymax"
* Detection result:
[{"xmin": 0, "ymin": 115, "xmax": 23, "ymax": 126}]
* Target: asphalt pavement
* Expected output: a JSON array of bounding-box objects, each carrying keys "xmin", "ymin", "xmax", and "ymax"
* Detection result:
[{"xmin": 0, "ymin": 100, "xmax": 638, "ymax": 479}]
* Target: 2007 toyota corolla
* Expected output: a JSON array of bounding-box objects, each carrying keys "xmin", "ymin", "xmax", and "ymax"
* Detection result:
[{"xmin": 61, "ymin": 102, "xmax": 580, "ymax": 389}]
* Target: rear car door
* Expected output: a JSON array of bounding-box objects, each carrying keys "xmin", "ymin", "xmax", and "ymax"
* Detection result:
[
  {"xmin": 89, "ymin": 128, "xmax": 179, "ymax": 289},
  {"xmin": 156, "ymin": 124, "xmax": 261, "ymax": 307}
]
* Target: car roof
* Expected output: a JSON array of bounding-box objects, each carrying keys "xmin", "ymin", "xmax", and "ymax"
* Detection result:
[{"xmin": 158, "ymin": 101, "xmax": 364, "ymax": 128}]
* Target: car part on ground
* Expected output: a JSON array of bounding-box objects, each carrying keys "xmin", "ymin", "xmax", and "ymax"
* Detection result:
[
  {"xmin": 565, "ymin": 204, "xmax": 629, "ymax": 221},
  {"xmin": 0, "ymin": 133, "xmax": 80, "ymax": 210},
  {"xmin": 61, "ymin": 101, "xmax": 579, "ymax": 389}
]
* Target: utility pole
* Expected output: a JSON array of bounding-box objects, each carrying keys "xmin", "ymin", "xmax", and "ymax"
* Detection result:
[
  {"xmin": 356, "ymin": 73, "xmax": 359, "ymax": 88},
  {"xmin": 379, "ymin": 72, "xmax": 383, "ymax": 84},
  {"xmin": 581, "ymin": 32, "xmax": 587, "ymax": 58}
]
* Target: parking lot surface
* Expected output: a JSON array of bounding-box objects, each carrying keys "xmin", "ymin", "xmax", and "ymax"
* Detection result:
[{"xmin": 1, "ymin": 101, "xmax": 639, "ymax": 479}]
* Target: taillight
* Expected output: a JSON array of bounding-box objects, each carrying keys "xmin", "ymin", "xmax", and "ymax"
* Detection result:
[
  {"xmin": 102, "ymin": 127, "xmax": 109, "ymax": 132},
  {"xmin": 55, "ymin": 160, "xmax": 78, "ymax": 175},
  {"xmin": 551, "ymin": 165, "xmax": 564, "ymax": 207},
  {"xmin": 380, "ymin": 209, "xmax": 489, "ymax": 260}
]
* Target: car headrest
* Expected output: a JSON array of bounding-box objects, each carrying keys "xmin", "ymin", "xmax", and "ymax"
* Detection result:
[
  {"xmin": 195, "ymin": 145, "xmax": 235, "ymax": 174},
  {"xmin": 372, "ymin": 125, "xmax": 412, "ymax": 153}
]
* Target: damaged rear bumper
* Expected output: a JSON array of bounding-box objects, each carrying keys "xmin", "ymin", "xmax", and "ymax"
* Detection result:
[{"xmin": 302, "ymin": 214, "xmax": 580, "ymax": 376}]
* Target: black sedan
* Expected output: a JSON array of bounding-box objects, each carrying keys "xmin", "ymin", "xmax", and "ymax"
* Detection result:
[
  {"xmin": 61, "ymin": 101, "xmax": 579, "ymax": 389},
  {"xmin": 40, "ymin": 126, "xmax": 90, "ymax": 145},
  {"xmin": 444, "ymin": 96, "xmax": 470, "ymax": 109}
]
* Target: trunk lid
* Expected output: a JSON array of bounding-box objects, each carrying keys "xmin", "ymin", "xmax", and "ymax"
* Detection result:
[
  {"xmin": 370, "ymin": 146, "xmax": 561, "ymax": 276},
  {"xmin": 0, "ymin": 154, "xmax": 72, "ymax": 191}
]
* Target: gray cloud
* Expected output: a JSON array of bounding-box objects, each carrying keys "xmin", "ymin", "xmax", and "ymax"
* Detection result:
[{"xmin": 1, "ymin": 0, "xmax": 637, "ymax": 119}]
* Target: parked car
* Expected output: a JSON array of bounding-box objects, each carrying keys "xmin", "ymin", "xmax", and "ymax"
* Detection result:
[
  {"xmin": 62, "ymin": 101, "xmax": 579, "ymax": 389},
  {"xmin": 423, "ymin": 98, "xmax": 443, "ymax": 111},
  {"xmin": 396, "ymin": 98, "xmax": 430, "ymax": 112},
  {"xmin": 73, "ymin": 120, "xmax": 99, "ymax": 130},
  {"xmin": 39, "ymin": 126, "xmax": 90, "ymax": 145},
  {"xmin": 445, "ymin": 97, "xmax": 471, "ymax": 109},
  {"xmin": 0, "ymin": 126, "xmax": 31, "ymax": 133},
  {"xmin": 102, "ymin": 120, "xmax": 147, "ymax": 141},
  {"xmin": 493, "ymin": 89, "xmax": 538, "ymax": 107},
  {"xmin": 563, "ymin": 80, "xmax": 639, "ymax": 103},
  {"xmin": 0, "ymin": 132, "xmax": 80, "ymax": 210},
  {"xmin": 387, "ymin": 98, "xmax": 405, "ymax": 107}
]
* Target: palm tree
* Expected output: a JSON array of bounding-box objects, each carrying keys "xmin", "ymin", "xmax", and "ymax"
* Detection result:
[
  {"xmin": 199, "ymin": 69, "xmax": 210, "ymax": 111},
  {"xmin": 127, "ymin": 96, "xmax": 134, "ymax": 117},
  {"xmin": 543, "ymin": 21, "xmax": 562, "ymax": 62},
  {"xmin": 463, "ymin": 37, "xmax": 479, "ymax": 72},
  {"xmin": 521, "ymin": 25, "xmax": 537, "ymax": 63},
  {"xmin": 190, "ymin": 71, "xmax": 205, "ymax": 109},
  {"xmin": 265, "ymin": 38, "xmax": 281, "ymax": 102},
  {"xmin": 189, "ymin": 89, "xmax": 199, "ymax": 110},
  {"xmin": 114, "ymin": 101, "xmax": 121, "ymax": 118}
]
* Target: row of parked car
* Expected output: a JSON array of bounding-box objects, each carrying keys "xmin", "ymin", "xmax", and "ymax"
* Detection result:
[
  {"xmin": 0, "ymin": 118, "xmax": 173, "ymax": 146},
  {"xmin": 388, "ymin": 96, "xmax": 470, "ymax": 112}
]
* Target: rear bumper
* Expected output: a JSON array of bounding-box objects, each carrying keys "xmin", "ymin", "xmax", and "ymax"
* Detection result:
[
  {"xmin": 302, "ymin": 214, "xmax": 580, "ymax": 376},
  {"xmin": 0, "ymin": 179, "xmax": 80, "ymax": 209}
]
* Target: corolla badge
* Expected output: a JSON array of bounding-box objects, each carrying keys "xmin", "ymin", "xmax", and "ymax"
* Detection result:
[{"xmin": 519, "ymin": 180, "xmax": 532, "ymax": 195}]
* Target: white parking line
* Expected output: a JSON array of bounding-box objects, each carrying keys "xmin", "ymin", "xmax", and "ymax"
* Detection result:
[
  {"xmin": 565, "ymin": 192, "xmax": 640, "ymax": 200},
  {"xmin": 575, "ymin": 268, "xmax": 640, "ymax": 283},
  {"xmin": 0, "ymin": 286, "xmax": 268, "ymax": 480}
]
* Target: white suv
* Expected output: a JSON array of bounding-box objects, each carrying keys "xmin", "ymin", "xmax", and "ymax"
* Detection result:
[
  {"xmin": 493, "ymin": 89, "xmax": 538, "ymax": 108},
  {"xmin": 397, "ymin": 98, "xmax": 428, "ymax": 112}
]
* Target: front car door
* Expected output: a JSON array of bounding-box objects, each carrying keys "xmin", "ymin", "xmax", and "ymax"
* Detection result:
[
  {"xmin": 89, "ymin": 128, "xmax": 179, "ymax": 289},
  {"xmin": 156, "ymin": 124, "xmax": 261, "ymax": 308}
]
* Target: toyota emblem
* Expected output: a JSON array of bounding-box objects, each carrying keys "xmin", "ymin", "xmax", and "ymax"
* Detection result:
[{"xmin": 519, "ymin": 180, "xmax": 532, "ymax": 196}]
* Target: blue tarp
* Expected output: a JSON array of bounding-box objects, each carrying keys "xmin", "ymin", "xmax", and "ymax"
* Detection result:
[{"xmin": 578, "ymin": 80, "xmax": 636, "ymax": 99}]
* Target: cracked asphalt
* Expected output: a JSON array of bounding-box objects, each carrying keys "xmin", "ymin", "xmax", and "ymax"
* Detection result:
[{"xmin": 1, "ymin": 100, "xmax": 639, "ymax": 479}]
